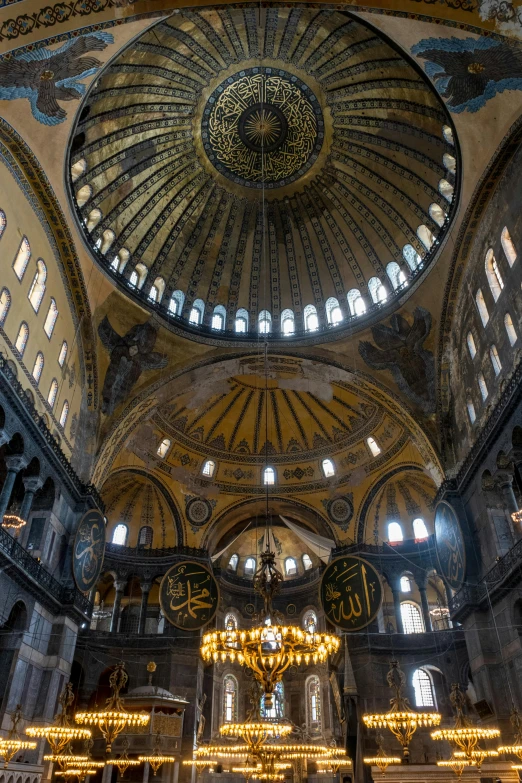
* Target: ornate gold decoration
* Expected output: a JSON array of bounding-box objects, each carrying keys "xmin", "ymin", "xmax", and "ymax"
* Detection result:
[
  {"xmin": 437, "ymin": 758, "xmax": 475, "ymax": 777},
  {"xmin": 139, "ymin": 732, "xmax": 175, "ymax": 775},
  {"xmin": 27, "ymin": 684, "xmax": 91, "ymax": 753},
  {"xmin": 202, "ymin": 68, "xmax": 323, "ymax": 188},
  {"xmin": 0, "ymin": 706, "xmax": 37, "ymax": 768},
  {"xmin": 75, "ymin": 663, "xmax": 149, "ymax": 750},
  {"xmin": 220, "ymin": 722, "xmax": 292, "ymax": 752},
  {"xmin": 1, "ymin": 514, "xmax": 26, "ymax": 530},
  {"xmin": 431, "ymin": 683, "xmax": 499, "ymax": 761},
  {"xmin": 363, "ymin": 661, "xmax": 441, "ymax": 761},
  {"xmin": 113, "ymin": 738, "xmax": 141, "ymax": 776},
  {"xmin": 454, "ymin": 749, "xmax": 498, "ymax": 770}
]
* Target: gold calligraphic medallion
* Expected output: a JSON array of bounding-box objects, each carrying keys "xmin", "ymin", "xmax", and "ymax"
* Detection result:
[
  {"xmin": 72, "ymin": 509, "xmax": 106, "ymax": 593},
  {"xmin": 434, "ymin": 500, "xmax": 466, "ymax": 590},
  {"xmin": 320, "ymin": 556, "xmax": 383, "ymax": 631},
  {"xmin": 202, "ymin": 67, "xmax": 324, "ymax": 189},
  {"xmin": 160, "ymin": 561, "xmax": 219, "ymax": 630}
]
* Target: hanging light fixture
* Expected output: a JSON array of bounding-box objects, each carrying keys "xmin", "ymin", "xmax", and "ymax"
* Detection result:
[
  {"xmin": 453, "ymin": 748, "xmax": 498, "ymax": 771},
  {"xmin": 0, "ymin": 706, "xmax": 37, "ymax": 768},
  {"xmin": 363, "ymin": 736, "xmax": 401, "ymax": 776},
  {"xmin": 220, "ymin": 722, "xmax": 293, "ymax": 753},
  {"xmin": 27, "ymin": 684, "xmax": 91, "ymax": 754},
  {"xmin": 363, "ymin": 660, "xmax": 441, "ymax": 762},
  {"xmin": 112, "ymin": 738, "xmax": 141, "ymax": 776},
  {"xmin": 499, "ymin": 706, "xmax": 522, "ymax": 761},
  {"xmin": 138, "ymin": 731, "xmax": 175, "ymax": 775},
  {"xmin": 55, "ymin": 768, "xmax": 98, "ymax": 782},
  {"xmin": 431, "ymin": 683, "xmax": 499, "ymax": 761},
  {"xmin": 75, "ymin": 663, "xmax": 149, "ymax": 750},
  {"xmin": 436, "ymin": 758, "xmax": 475, "ymax": 778}
]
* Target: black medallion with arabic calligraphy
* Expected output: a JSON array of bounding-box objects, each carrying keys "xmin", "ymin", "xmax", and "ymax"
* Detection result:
[
  {"xmin": 72, "ymin": 509, "xmax": 106, "ymax": 593},
  {"xmin": 159, "ymin": 561, "xmax": 219, "ymax": 631},
  {"xmin": 320, "ymin": 556, "xmax": 383, "ymax": 631},
  {"xmin": 434, "ymin": 500, "xmax": 466, "ymax": 590}
]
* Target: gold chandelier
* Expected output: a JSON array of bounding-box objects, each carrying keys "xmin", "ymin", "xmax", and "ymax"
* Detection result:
[
  {"xmin": 363, "ymin": 660, "xmax": 441, "ymax": 761},
  {"xmin": 454, "ymin": 748, "xmax": 498, "ymax": 770},
  {"xmin": 55, "ymin": 768, "xmax": 98, "ymax": 782},
  {"xmin": 499, "ymin": 706, "xmax": 522, "ymax": 761},
  {"xmin": 220, "ymin": 722, "xmax": 293, "ymax": 753},
  {"xmin": 27, "ymin": 685, "xmax": 91, "ymax": 754},
  {"xmin": 431, "ymin": 684, "xmax": 499, "ymax": 761},
  {"xmin": 139, "ymin": 732, "xmax": 175, "ymax": 775},
  {"xmin": 2, "ymin": 514, "xmax": 26, "ymax": 530},
  {"xmin": 436, "ymin": 758, "xmax": 475, "ymax": 778},
  {"xmin": 0, "ymin": 706, "xmax": 37, "ymax": 768},
  {"xmin": 363, "ymin": 736, "xmax": 400, "ymax": 776},
  {"xmin": 113, "ymin": 738, "xmax": 141, "ymax": 775},
  {"xmin": 75, "ymin": 663, "xmax": 149, "ymax": 751}
]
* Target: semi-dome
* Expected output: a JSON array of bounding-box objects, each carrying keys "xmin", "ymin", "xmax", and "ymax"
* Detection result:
[{"xmin": 69, "ymin": 7, "xmax": 458, "ymax": 343}]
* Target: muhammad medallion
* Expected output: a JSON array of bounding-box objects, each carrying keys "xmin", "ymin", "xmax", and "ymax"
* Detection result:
[
  {"xmin": 434, "ymin": 500, "xmax": 466, "ymax": 590},
  {"xmin": 159, "ymin": 561, "xmax": 219, "ymax": 630},
  {"xmin": 202, "ymin": 67, "xmax": 324, "ymax": 188},
  {"xmin": 72, "ymin": 509, "xmax": 106, "ymax": 593},
  {"xmin": 320, "ymin": 556, "xmax": 383, "ymax": 631}
]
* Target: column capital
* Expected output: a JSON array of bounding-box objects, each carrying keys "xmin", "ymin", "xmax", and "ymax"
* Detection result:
[
  {"xmin": 114, "ymin": 580, "xmax": 127, "ymax": 593},
  {"xmin": 5, "ymin": 454, "xmax": 28, "ymax": 472},
  {"xmin": 496, "ymin": 471, "xmax": 514, "ymax": 490},
  {"xmin": 22, "ymin": 476, "xmax": 44, "ymax": 493},
  {"xmin": 141, "ymin": 581, "xmax": 153, "ymax": 593}
]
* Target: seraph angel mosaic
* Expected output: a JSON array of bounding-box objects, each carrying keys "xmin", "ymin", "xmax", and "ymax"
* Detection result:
[
  {"xmin": 0, "ymin": 32, "xmax": 113, "ymax": 125},
  {"xmin": 412, "ymin": 36, "xmax": 522, "ymax": 113}
]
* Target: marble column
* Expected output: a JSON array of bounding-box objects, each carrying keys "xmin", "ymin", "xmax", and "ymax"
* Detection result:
[
  {"xmin": 102, "ymin": 762, "xmax": 113, "ymax": 783},
  {"xmin": 0, "ymin": 454, "xmax": 27, "ymax": 520},
  {"xmin": 110, "ymin": 580, "xmax": 126, "ymax": 633},
  {"xmin": 418, "ymin": 583, "xmax": 433, "ymax": 632},
  {"xmin": 138, "ymin": 581, "xmax": 152, "ymax": 635},
  {"xmin": 143, "ymin": 761, "xmax": 150, "ymax": 783},
  {"xmin": 20, "ymin": 475, "xmax": 43, "ymax": 521},
  {"xmin": 391, "ymin": 587, "xmax": 404, "ymax": 634}
]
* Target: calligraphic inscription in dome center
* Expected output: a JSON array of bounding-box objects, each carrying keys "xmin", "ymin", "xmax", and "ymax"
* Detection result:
[{"xmin": 202, "ymin": 68, "xmax": 324, "ymax": 188}]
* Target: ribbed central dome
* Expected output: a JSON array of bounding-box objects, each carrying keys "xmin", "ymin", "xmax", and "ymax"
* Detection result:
[{"xmin": 69, "ymin": 7, "xmax": 458, "ymax": 342}]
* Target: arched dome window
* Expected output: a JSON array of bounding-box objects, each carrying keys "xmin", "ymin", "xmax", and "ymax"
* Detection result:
[
  {"xmin": 235, "ymin": 308, "xmax": 249, "ymax": 333},
  {"xmin": 15, "ymin": 322, "xmax": 29, "ymax": 356},
  {"xmin": 244, "ymin": 557, "xmax": 256, "ymax": 576},
  {"xmin": 263, "ymin": 466, "xmax": 275, "ymax": 485},
  {"xmin": 223, "ymin": 675, "xmax": 238, "ymax": 724},
  {"xmin": 259, "ymin": 310, "xmax": 271, "ymax": 334},
  {"xmin": 86, "ymin": 209, "xmax": 102, "ymax": 232},
  {"xmin": 28, "ymin": 259, "xmax": 47, "ymax": 312},
  {"xmin": 429, "ymin": 203, "xmax": 446, "ymax": 227},
  {"xmin": 71, "ymin": 158, "xmax": 87, "ymax": 182},
  {"xmin": 347, "ymin": 288, "xmax": 366, "ymax": 316},
  {"xmin": 467, "ymin": 400, "xmax": 476, "ymax": 424},
  {"xmin": 202, "ymin": 459, "xmax": 215, "ymax": 477},
  {"xmin": 304, "ymin": 304, "xmax": 319, "ymax": 332},
  {"xmin": 281, "ymin": 309, "xmax": 295, "ymax": 335},
  {"xmin": 227, "ymin": 554, "xmax": 239, "ymax": 572},
  {"xmin": 417, "ymin": 224, "xmax": 435, "ymax": 251},
  {"xmin": 100, "ymin": 229, "xmax": 116, "ymax": 255},
  {"xmin": 476, "ymin": 289, "xmax": 489, "ymax": 327},
  {"xmin": 0, "ymin": 288, "xmax": 11, "ymax": 326},
  {"xmin": 400, "ymin": 575, "xmax": 411, "ymax": 593},
  {"xmin": 467, "ymin": 332, "xmax": 477, "ymax": 359},
  {"xmin": 138, "ymin": 525, "xmax": 153, "ymax": 548},
  {"xmin": 32, "ymin": 352, "xmax": 44, "ymax": 384},
  {"xmin": 368, "ymin": 277, "xmax": 387, "ymax": 304},
  {"xmin": 112, "ymin": 248, "xmax": 130, "ymax": 273},
  {"xmin": 59, "ymin": 400, "xmax": 69, "ymax": 428},
  {"xmin": 47, "ymin": 379, "xmax": 58, "ymax": 408},
  {"xmin": 58, "ymin": 341, "xmax": 68, "ymax": 368},
  {"xmin": 44, "ymin": 298, "xmax": 59, "ymax": 338},
  {"xmin": 478, "ymin": 372, "xmax": 488, "ymax": 401},
  {"xmin": 386, "ymin": 262, "xmax": 407, "ymax": 291},
  {"xmin": 403, "ymin": 244, "xmax": 422, "ymax": 270},
  {"xmin": 413, "ymin": 518, "xmax": 429, "ymax": 541},
  {"xmin": 412, "ymin": 668, "xmax": 436, "ymax": 707},
  {"xmin": 490, "ymin": 345, "xmax": 502, "ymax": 377},
  {"xmin": 303, "ymin": 609, "xmax": 317, "ymax": 633},
  {"xmin": 388, "ymin": 522, "xmax": 403, "ymax": 543},
  {"xmin": 212, "ymin": 305, "xmax": 226, "ymax": 331},
  {"xmin": 13, "ymin": 237, "xmax": 31, "ymax": 280},
  {"xmin": 306, "ymin": 675, "xmax": 322, "ymax": 731},
  {"xmin": 485, "ymin": 249, "xmax": 504, "ymax": 301},
  {"xmin": 401, "ymin": 602, "xmax": 424, "ymax": 633},
  {"xmin": 189, "ymin": 299, "xmax": 205, "ymax": 325},
  {"xmin": 112, "ymin": 524, "xmax": 128, "ymax": 546},
  {"xmin": 285, "ymin": 557, "xmax": 297, "ymax": 576},
  {"xmin": 302, "ymin": 554, "xmax": 313, "ymax": 571},
  {"xmin": 149, "ymin": 277, "xmax": 165, "ymax": 303},
  {"xmin": 439, "ymin": 179, "xmax": 454, "ymax": 202},
  {"xmin": 367, "ymin": 436, "xmax": 381, "ymax": 457},
  {"xmin": 501, "ymin": 227, "xmax": 517, "ymax": 266},
  {"xmin": 322, "ymin": 458, "xmax": 335, "ymax": 477},
  {"xmin": 157, "ymin": 438, "xmax": 171, "ymax": 458},
  {"xmin": 505, "ymin": 313, "xmax": 517, "ymax": 346},
  {"xmin": 325, "ymin": 297, "xmax": 343, "ymax": 326},
  {"xmin": 442, "ymin": 125, "xmax": 454, "ymax": 145},
  {"xmin": 169, "ymin": 290, "xmax": 185, "ymax": 316}
]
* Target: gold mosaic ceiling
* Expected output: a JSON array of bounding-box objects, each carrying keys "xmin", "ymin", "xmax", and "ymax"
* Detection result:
[{"xmin": 70, "ymin": 7, "xmax": 457, "ymax": 339}]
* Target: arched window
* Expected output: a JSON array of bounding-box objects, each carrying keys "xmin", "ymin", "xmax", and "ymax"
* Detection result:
[
  {"xmin": 235, "ymin": 308, "xmax": 249, "ymax": 333},
  {"xmin": 386, "ymin": 262, "xmax": 407, "ymax": 290},
  {"xmin": 47, "ymin": 379, "xmax": 58, "ymax": 408},
  {"xmin": 212, "ymin": 305, "xmax": 226, "ymax": 331},
  {"xmin": 76, "ymin": 184, "xmax": 92, "ymax": 207},
  {"xmin": 138, "ymin": 525, "xmax": 153, "ymax": 548},
  {"xmin": 302, "ymin": 554, "xmax": 313, "ymax": 571},
  {"xmin": 129, "ymin": 271, "xmax": 139, "ymax": 287},
  {"xmin": 478, "ymin": 372, "xmax": 488, "ymax": 401},
  {"xmin": 285, "ymin": 557, "xmax": 297, "ymax": 576},
  {"xmin": 303, "ymin": 609, "xmax": 317, "ymax": 633},
  {"xmin": 0, "ymin": 210, "xmax": 6, "ymax": 238},
  {"xmin": 505, "ymin": 313, "xmax": 517, "ymax": 346},
  {"xmin": 0, "ymin": 287, "xmax": 11, "ymax": 325},
  {"xmin": 439, "ymin": 179, "xmax": 454, "ymax": 202},
  {"xmin": 368, "ymin": 277, "xmax": 387, "ymax": 304},
  {"xmin": 401, "ymin": 602, "xmax": 424, "ymax": 633},
  {"xmin": 28, "ymin": 259, "xmax": 47, "ymax": 312},
  {"xmin": 429, "ymin": 203, "xmax": 446, "ymax": 227},
  {"xmin": 322, "ymin": 458, "xmax": 335, "ymax": 477},
  {"xmin": 263, "ymin": 466, "xmax": 275, "ymax": 485},
  {"xmin": 412, "ymin": 668, "xmax": 436, "ymax": 708},
  {"xmin": 227, "ymin": 554, "xmax": 239, "ymax": 572},
  {"xmin": 467, "ymin": 400, "xmax": 476, "ymax": 424},
  {"xmin": 15, "ymin": 322, "xmax": 29, "ymax": 355},
  {"xmin": 223, "ymin": 675, "xmax": 238, "ymax": 724},
  {"xmin": 149, "ymin": 277, "xmax": 165, "ymax": 303},
  {"xmin": 347, "ymin": 288, "xmax": 366, "ymax": 316},
  {"xmin": 413, "ymin": 518, "xmax": 429, "ymax": 541},
  {"xmin": 476, "ymin": 289, "xmax": 489, "ymax": 327},
  {"xmin": 259, "ymin": 310, "xmax": 271, "ymax": 334},
  {"xmin": 443, "ymin": 153, "xmax": 456, "ymax": 174},
  {"xmin": 58, "ymin": 341, "xmax": 68, "ymax": 367},
  {"xmin": 403, "ymin": 245, "xmax": 422, "ymax": 270},
  {"xmin": 306, "ymin": 675, "xmax": 322, "ymax": 730},
  {"xmin": 86, "ymin": 208, "xmax": 102, "ymax": 232},
  {"xmin": 485, "ymin": 249, "xmax": 504, "ymax": 302},
  {"xmin": 32, "ymin": 352, "xmax": 44, "ymax": 384},
  {"xmin": 400, "ymin": 575, "xmax": 411, "ymax": 593},
  {"xmin": 168, "ymin": 290, "xmax": 185, "ymax": 315},
  {"xmin": 281, "ymin": 308, "xmax": 295, "ymax": 335},
  {"xmin": 326, "ymin": 297, "xmax": 343, "ymax": 325},
  {"xmin": 71, "ymin": 159, "xmax": 87, "ymax": 182},
  {"xmin": 304, "ymin": 304, "xmax": 319, "ymax": 332},
  {"xmin": 13, "ymin": 237, "xmax": 31, "ymax": 280},
  {"xmin": 224, "ymin": 613, "xmax": 238, "ymax": 631},
  {"xmin": 261, "ymin": 681, "xmax": 284, "ymax": 719},
  {"xmin": 502, "ymin": 227, "xmax": 517, "ymax": 266},
  {"xmin": 43, "ymin": 299, "xmax": 58, "ymax": 338},
  {"xmin": 467, "ymin": 332, "xmax": 477, "ymax": 359},
  {"xmin": 442, "ymin": 125, "xmax": 454, "ymax": 145},
  {"xmin": 388, "ymin": 522, "xmax": 403, "ymax": 543},
  {"xmin": 189, "ymin": 299, "xmax": 205, "ymax": 325},
  {"xmin": 244, "ymin": 557, "xmax": 256, "ymax": 576},
  {"xmin": 367, "ymin": 436, "xmax": 381, "ymax": 457},
  {"xmin": 59, "ymin": 400, "xmax": 69, "ymax": 428},
  {"xmin": 490, "ymin": 345, "xmax": 502, "ymax": 376},
  {"xmin": 114, "ymin": 248, "xmax": 130, "ymax": 274},
  {"xmin": 112, "ymin": 524, "xmax": 128, "ymax": 546},
  {"xmin": 157, "ymin": 438, "xmax": 171, "ymax": 458},
  {"xmin": 417, "ymin": 224, "xmax": 435, "ymax": 251},
  {"xmin": 202, "ymin": 459, "xmax": 215, "ymax": 477}
]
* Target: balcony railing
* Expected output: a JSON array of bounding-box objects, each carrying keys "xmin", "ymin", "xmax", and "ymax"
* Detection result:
[{"xmin": 104, "ymin": 542, "xmax": 210, "ymax": 560}]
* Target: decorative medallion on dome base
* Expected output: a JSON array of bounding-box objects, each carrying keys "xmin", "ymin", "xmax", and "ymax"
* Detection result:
[{"xmin": 202, "ymin": 68, "xmax": 324, "ymax": 189}]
